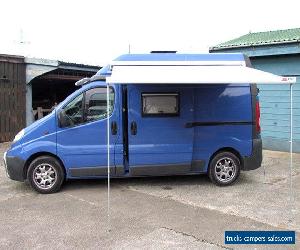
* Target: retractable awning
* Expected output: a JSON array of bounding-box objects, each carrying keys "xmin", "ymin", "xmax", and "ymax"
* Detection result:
[
  {"xmin": 106, "ymin": 65, "xmax": 296, "ymax": 84},
  {"xmin": 103, "ymin": 57, "xmax": 296, "ymax": 231}
]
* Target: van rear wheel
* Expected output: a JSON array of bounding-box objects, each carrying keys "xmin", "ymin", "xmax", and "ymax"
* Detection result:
[
  {"xmin": 208, "ymin": 152, "xmax": 240, "ymax": 186},
  {"xmin": 27, "ymin": 156, "xmax": 64, "ymax": 194}
]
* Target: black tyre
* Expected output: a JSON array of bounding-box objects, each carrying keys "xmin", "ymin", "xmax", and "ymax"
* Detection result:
[
  {"xmin": 208, "ymin": 152, "xmax": 240, "ymax": 186},
  {"xmin": 27, "ymin": 156, "xmax": 64, "ymax": 194}
]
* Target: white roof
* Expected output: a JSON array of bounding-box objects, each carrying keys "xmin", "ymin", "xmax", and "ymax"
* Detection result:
[
  {"xmin": 109, "ymin": 60, "xmax": 246, "ymax": 66},
  {"xmin": 106, "ymin": 65, "xmax": 296, "ymax": 84}
]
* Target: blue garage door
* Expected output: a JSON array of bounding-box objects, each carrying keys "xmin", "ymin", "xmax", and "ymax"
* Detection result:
[{"xmin": 258, "ymin": 79, "xmax": 300, "ymax": 152}]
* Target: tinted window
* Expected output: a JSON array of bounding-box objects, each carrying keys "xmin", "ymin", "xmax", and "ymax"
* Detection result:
[
  {"xmin": 61, "ymin": 87, "xmax": 114, "ymax": 127},
  {"xmin": 142, "ymin": 93, "xmax": 179, "ymax": 116},
  {"xmin": 84, "ymin": 87, "xmax": 114, "ymax": 122},
  {"xmin": 63, "ymin": 93, "xmax": 84, "ymax": 126}
]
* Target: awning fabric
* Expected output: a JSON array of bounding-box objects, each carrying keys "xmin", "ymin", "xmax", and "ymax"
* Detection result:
[
  {"xmin": 106, "ymin": 65, "xmax": 296, "ymax": 84},
  {"xmin": 103, "ymin": 56, "xmax": 296, "ymax": 229}
]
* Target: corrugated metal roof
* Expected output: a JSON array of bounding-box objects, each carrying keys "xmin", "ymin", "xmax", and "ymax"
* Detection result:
[
  {"xmin": 58, "ymin": 61, "xmax": 100, "ymax": 70},
  {"xmin": 23, "ymin": 56, "xmax": 100, "ymax": 70},
  {"xmin": 210, "ymin": 28, "xmax": 300, "ymax": 50}
]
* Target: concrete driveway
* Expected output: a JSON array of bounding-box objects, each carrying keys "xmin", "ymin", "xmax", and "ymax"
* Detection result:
[{"xmin": 0, "ymin": 142, "xmax": 299, "ymax": 249}]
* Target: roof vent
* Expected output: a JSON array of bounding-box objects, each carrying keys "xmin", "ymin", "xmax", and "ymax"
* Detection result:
[{"xmin": 150, "ymin": 51, "xmax": 177, "ymax": 53}]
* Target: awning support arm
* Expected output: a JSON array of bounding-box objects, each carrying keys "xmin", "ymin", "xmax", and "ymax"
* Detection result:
[
  {"xmin": 107, "ymin": 83, "xmax": 111, "ymax": 232},
  {"xmin": 289, "ymin": 83, "xmax": 293, "ymax": 205}
]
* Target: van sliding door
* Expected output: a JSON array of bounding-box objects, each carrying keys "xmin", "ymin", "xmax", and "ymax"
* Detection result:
[{"xmin": 127, "ymin": 85, "xmax": 194, "ymax": 176}]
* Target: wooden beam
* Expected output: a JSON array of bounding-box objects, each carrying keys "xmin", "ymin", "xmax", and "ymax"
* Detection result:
[{"xmin": 38, "ymin": 74, "xmax": 84, "ymax": 81}]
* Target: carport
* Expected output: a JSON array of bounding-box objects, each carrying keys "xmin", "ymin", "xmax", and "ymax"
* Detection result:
[
  {"xmin": 25, "ymin": 58, "xmax": 100, "ymax": 125},
  {"xmin": 30, "ymin": 68, "xmax": 94, "ymax": 120}
]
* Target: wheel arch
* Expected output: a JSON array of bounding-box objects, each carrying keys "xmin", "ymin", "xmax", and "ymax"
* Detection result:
[
  {"xmin": 208, "ymin": 147, "xmax": 243, "ymax": 171},
  {"xmin": 23, "ymin": 152, "xmax": 66, "ymax": 180}
]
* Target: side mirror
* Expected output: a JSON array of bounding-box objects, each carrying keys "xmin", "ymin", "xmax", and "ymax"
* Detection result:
[{"xmin": 58, "ymin": 110, "xmax": 70, "ymax": 128}]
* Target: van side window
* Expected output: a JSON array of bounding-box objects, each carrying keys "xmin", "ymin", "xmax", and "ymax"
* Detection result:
[
  {"xmin": 84, "ymin": 87, "xmax": 114, "ymax": 122},
  {"xmin": 142, "ymin": 93, "xmax": 179, "ymax": 116}
]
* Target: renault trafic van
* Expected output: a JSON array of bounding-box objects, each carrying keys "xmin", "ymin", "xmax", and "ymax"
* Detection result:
[{"xmin": 3, "ymin": 53, "xmax": 263, "ymax": 193}]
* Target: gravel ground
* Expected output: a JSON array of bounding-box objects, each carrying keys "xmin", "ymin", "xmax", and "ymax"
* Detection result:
[{"xmin": 0, "ymin": 142, "xmax": 299, "ymax": 249}]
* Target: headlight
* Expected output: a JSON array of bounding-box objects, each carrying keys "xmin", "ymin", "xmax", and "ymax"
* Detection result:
[{"xmin": 13, "ymin": 129, "xmax": 25, "ymax": 142}]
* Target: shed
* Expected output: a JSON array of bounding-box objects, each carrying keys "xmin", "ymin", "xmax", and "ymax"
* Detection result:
[
  {"xmin": 0, "ymin": 54, "xmax": 100, "ymax": 142},
  {"xmin": 209, "ymin": 28, "xmax": 300, "ymax": 152}
]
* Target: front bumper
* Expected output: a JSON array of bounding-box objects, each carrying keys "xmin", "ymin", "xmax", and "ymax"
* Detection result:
[
  {"xmin": 242, "ymin": 138, "xmax": 262, "ymax": 171},
  {"xmin": 3, "ymin": 152, "xmax": 26, "ymax": 181}
]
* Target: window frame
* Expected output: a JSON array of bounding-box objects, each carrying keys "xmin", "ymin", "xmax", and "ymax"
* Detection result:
[
  {"xmin": 59, "ymin": 86, "xmax": 115, "ymax": 128},
  {"xmin": 141, "ymin": 92, "xmax": 180, "ymax": 117},
  {"xmin": 59, "ymin": 92, "xmax": 85, "ymax": 128},
  {"xmin": 83, "ymin": 87, "xmax": 115, "ymax": 123}
]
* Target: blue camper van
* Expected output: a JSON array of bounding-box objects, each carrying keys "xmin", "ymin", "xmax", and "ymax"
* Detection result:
[{"xmin": 3, "ymin": 53, "xmax": 263, "ymax": 193}]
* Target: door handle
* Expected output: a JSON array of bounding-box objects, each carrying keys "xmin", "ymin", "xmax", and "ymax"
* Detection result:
[
  {"xmin": 185, "ymin": 122, "xmax": 194, "ymax": 128},
  {"xmin": 130, "ymin": 121, "xmax": 137, "ymax": 135},
  {"xmin": 111, "ymin": 121, "xmax": 117, "ymax": 135}
]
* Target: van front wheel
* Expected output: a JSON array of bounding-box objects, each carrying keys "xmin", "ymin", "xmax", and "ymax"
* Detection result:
[
  {"xmin": 208, "ymin": 152, "xmax": 240, "ymax": 186},
  {"xmin": 27, "ymin": 156, "xmax": 64, "ymax": 194}
]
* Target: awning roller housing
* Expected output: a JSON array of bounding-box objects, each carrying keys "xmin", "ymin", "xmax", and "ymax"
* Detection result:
[{"xmin": 106, "ymin": 65, "xmax": 296, "ymax": 85}]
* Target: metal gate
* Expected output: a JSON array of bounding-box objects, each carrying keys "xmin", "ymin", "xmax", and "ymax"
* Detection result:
[{"xmin": 0, "ymin": 55, "xmax": 26, "ymax": 142}]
